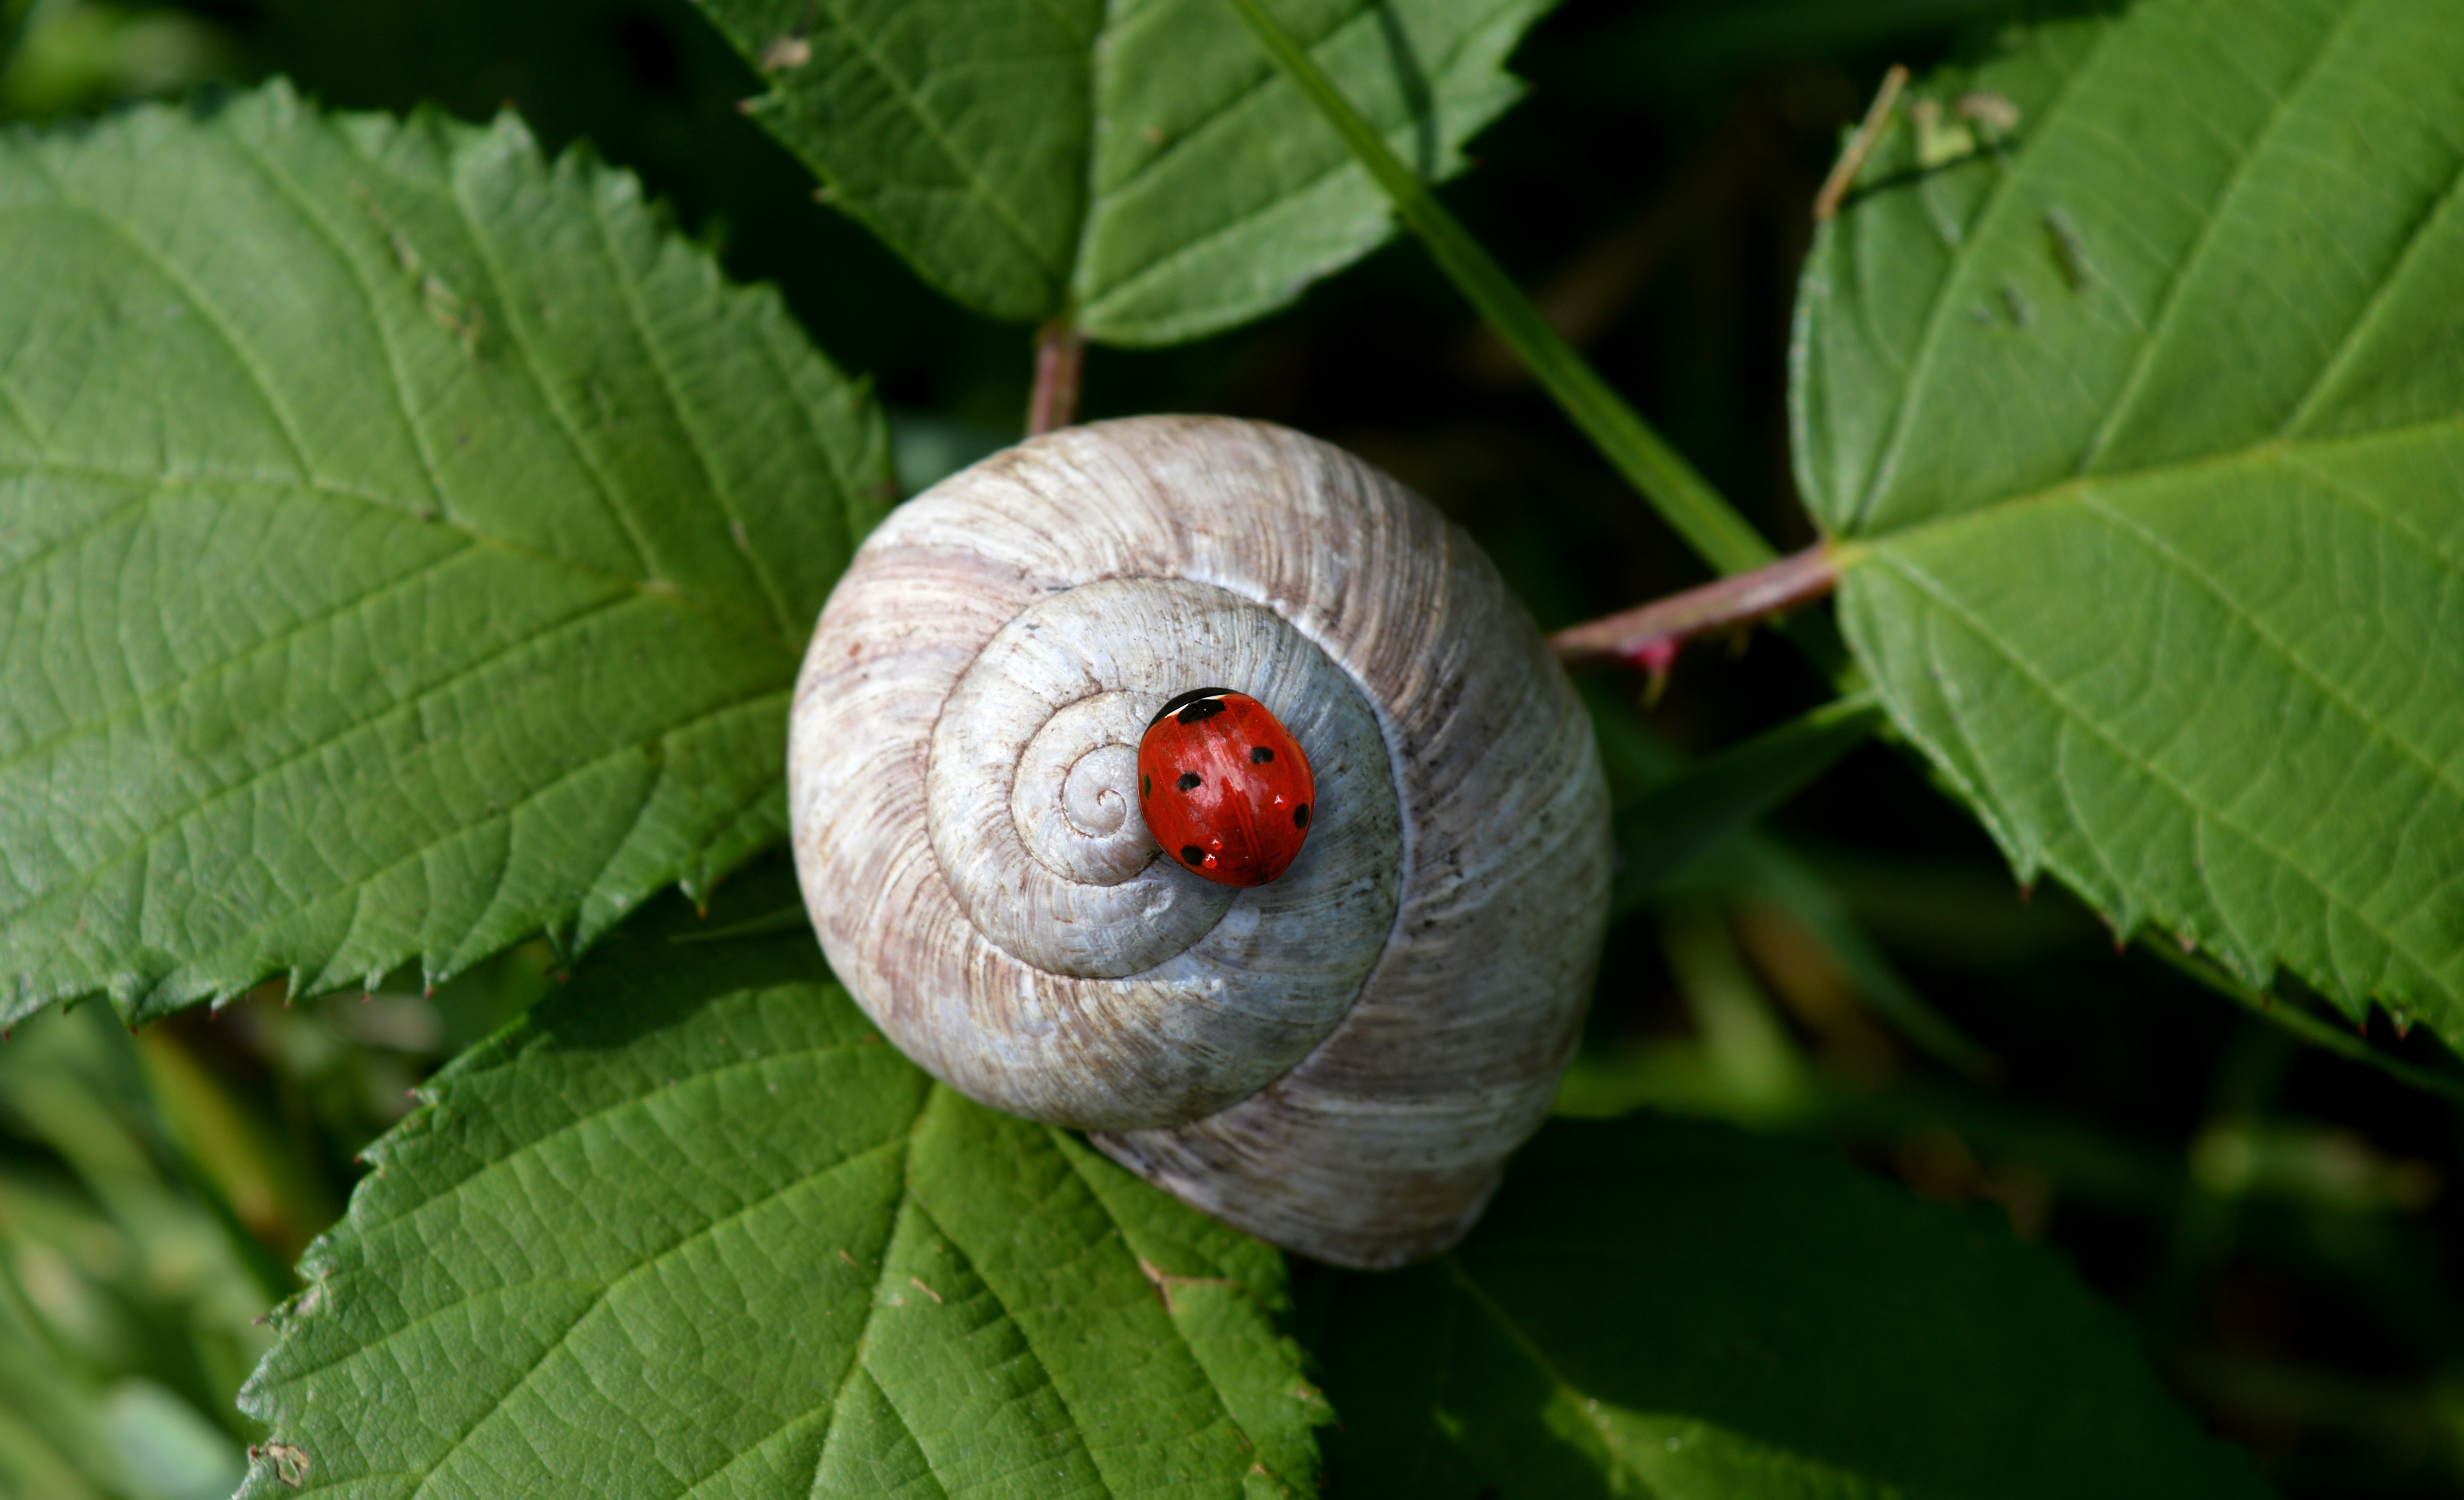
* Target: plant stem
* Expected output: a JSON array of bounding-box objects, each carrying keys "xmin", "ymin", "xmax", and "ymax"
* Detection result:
[
  {"xmin": 1551, "ymin": 543, "xmax": 1843, "ymax": 671},
  {"xmin": 2142, "ymin": 938, "xmax": 2464, "ymax": 1107},
  {"xmin": 1223, "ymin": 0, "xmax": 1776, "ymax": 578},
  {"xmin": 1026, "ymin": 317, "xmax": 1084, "ymax": 435},
  {"xmin": 1612, "ymin": 692, "xmax": 1882, "ymax": 899}
]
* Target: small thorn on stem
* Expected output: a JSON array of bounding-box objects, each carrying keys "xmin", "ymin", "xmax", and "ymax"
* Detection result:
[
  {"xmin": 1551, "ymin": 543, "xmax": 1841, "ymax": 674},
  {"xmin": 1624, "ymin": 635, "xmax": 1682, "ymax": 705}
]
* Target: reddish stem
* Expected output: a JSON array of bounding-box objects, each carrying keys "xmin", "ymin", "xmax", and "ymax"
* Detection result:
[
  {"xmin": 1025, "ymin": 318, "xmax": 1085, "ymax": 436},
  {"xmin": 1549, "ymin": 543, "xmax": 1842, "ymax": 688}
]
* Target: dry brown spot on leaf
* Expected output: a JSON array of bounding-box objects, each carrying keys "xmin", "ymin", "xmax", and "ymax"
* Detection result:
[{"xmin": 1136, "ymin": 1256, "xmax": 1239, "ymax": 1313}]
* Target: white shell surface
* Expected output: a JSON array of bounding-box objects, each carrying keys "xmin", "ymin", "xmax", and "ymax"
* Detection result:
[{"xmin": 789, "ymin": 416, "xmax": 1610, "ymax": 1267}]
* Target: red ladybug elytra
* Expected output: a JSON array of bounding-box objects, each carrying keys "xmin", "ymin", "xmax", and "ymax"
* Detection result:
[{"xmin": 1137, "ymin": 688, "xmax": 1315, "ymax": 888}]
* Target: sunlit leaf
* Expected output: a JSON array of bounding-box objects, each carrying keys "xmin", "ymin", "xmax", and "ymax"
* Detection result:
[
  {"xmin": 236, "ymin": 888, "xmax": 1328, "ymax": 1499},
  {"xmin": 688, "ymin": 0, "xmax": 1554, "ymax": 344},
  {"xmin": 0, "ymin": 85, "xmax": 893, "ymax": 1025},
  {"xmin": 1794, "ymin": 0, "xmax": 2464, "ymax": 1036}
]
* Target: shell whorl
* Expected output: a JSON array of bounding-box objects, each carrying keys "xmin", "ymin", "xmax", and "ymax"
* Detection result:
[{"xmin": 789, "ymin": 416, "xmax": 1610, "ymax": 1267}]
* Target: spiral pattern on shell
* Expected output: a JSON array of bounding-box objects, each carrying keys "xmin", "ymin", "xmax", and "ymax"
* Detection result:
[{"xmin": 789, "ymin": 416, "xmax": 1610, "ymax": 1268}]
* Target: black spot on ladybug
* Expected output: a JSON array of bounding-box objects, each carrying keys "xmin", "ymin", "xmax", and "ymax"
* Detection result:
[
  {"xmin": 1141, "ymin": 774, "xmax": 1150, "ymax": 799},
  {"xmin": 1249, "ymin": 745, "xmax": 1273, "ymax": 763},
  {"xmin": 1149, "ymin": 687, "xmax": 1238, "ymax": 729},
  {"xmin": 1180, "ymin": 845, "xmax": 1204, "ymax": 866},
  {"xmin": 1177, "ymin": 771, "xmax": 1202, "ymax": 791},
  {"xmin": 1294, "ymin": 804, "xmax": 1310, "ymax": 829}
]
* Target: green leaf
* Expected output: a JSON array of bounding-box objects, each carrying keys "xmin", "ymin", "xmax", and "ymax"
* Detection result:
[
  {"xmin": 0, "ymin": 84, "xmax": 894, "ymax": 1026},
  {"xmin": 235, "ymin": 887, "xmax": 1328, "ymax": 1499},
  {"xmin": 689, "ymin": 0, "xmax": 1553, "ymax": 344},
  {"xmin": 1793, "ymin": 0, "xmax": 2464, "ymax": 1035},
  {"xmin": 1313, "ymin": 1115, "xmax": 2268, "ymax": 1500}
]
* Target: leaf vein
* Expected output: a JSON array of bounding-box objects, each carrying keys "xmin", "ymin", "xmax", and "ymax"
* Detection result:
[
  {"xmin": 799, "ymin": 0, "xmax": 1067, "ymax": 284},
  {"xmin": 219, "ymin": 119, "xmax": 455, "ymax": 517},
  {"xmin": 2074, "ymin": 0, "xmax": 2372, "ymax": 472},
  {"xmin": 0, "ymin": 587, "xmax": 646, "ymax": 931},
  {"xmin": 293, "ymin": 1126, "xmax": 908, "ymax": 1426},
  {"xmin": 1867, "ymin": 547, "xmax": 2447, "ymax": 986},
  {"xmin": 1847, "ymin": 19, "xmax": 2118, "ymax": 530},
  {"xmin": 2074, "ymin": 485, "xmax": 2464, "ymax": 810},
  {"xmin": 2285, "ymin": 130, "xmax": 2464, "ymax": 433},
  {"xmin": 19, "ymin": 164, "xmax": 320, "ymax": 481},
  {"xmin": 396, "ymin": 1137, "xmax": 906, "ymax": 1500},
  {"xmin": 583, "ymin": 188, "xmax": 795, "ymax": 641},
  {"xmin": 439, "ymin": 157, "xmax": 661, "ymax": 582}
]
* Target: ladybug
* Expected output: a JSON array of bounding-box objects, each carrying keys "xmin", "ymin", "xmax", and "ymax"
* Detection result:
[{"xmin": 1137, "ymin": 687, "xmax": 1316, "ymax": 888}]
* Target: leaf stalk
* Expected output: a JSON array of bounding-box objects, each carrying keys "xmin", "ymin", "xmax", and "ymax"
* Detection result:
[
  {"xmin": 1551, "ymin": 542, "xmax": 1842, "ymax": 687},
  {"xmin": 1027, "ymin": 317, "xmax": 1085, "ymax": 435}
]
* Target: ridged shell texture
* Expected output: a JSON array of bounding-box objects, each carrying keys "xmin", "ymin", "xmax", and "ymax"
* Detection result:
[{"xmin": 789, "ymin": 416, "xmax": 1609, "ymax": 1267}]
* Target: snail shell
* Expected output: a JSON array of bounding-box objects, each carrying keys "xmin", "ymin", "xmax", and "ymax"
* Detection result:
[{"xmin": 788, "ymin": 416, "xmax": 1610, "ymax": 1268}]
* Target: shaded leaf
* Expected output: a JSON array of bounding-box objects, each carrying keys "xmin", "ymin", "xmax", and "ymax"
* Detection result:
[
  {"xmin": 690, "ymin": 0, "xmax": 1553, "ymax": 344},
  {"xmin": 0, "ymin": 84, "xmax": 894, "ymax": 1025},
  {"xmin": 1793, "ymin": 0, "xmax": 2464, "ymax": 1035},
  {"xmin": 1315, "ymin": 1114, "xmax": 2268, "ymax": 1499},
  {"xmin": 235, "ymin": 885, "xmax": 1327, "ymax": 1499}
]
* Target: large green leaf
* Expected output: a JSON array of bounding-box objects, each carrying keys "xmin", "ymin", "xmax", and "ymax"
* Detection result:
[
  {"xmin": 688, "ymin": 0, "xmax": 1552, "ymax": 344},
  {"xmin": 235, "ymin": 885, "xmax": 1328, "ymax": 1499},
  {"xmin": 1312, "ymin": 1115, "xmax": 2268, "ymax": 1500},
  {"xmin": 1793, "ymin": 0, "xmax": 2464, "ymax": 1035},
  {"xmin": 0, "ymin": 85, "xmax": 893, "ymax": 1025}
]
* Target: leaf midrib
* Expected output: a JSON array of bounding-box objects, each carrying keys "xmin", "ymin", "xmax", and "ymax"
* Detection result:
[
  {"xmin": 10, "ymin": 125, "xmax": 802, "ymax": 651},
  {"xmin": 0, "ymin": 458, "xmax": 801, "ymax": 653},
  {"xmin": 1838, "ymin": 407, "xmax": 2464, "ymax": 552},
  {"xmin": 802, "ymin": 0, "xmax": 1070, "ymax": 289},
  {"xmin": 271, "ymin": 1031, "xmax": 903, "ymax": 1386},
  {"xmin": 394, "ymin": 1133, "xmax": 915, "ymax": 1500}
]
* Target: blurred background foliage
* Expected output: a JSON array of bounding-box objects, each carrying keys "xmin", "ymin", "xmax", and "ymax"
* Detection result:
[{"xmin": 3, "ymin": 0, "xmax": 2462, "ymax": 1495}]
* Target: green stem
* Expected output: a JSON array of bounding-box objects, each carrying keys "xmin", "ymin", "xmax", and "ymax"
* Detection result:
[
  {"xmin": 0, "ymin": 0, "xmax": 30, "ymax": 83},
  {"xmin": 1224, "ymin": 0, "xmax": 1776, "ymax": 577},
  {"xmin": 2143, "ymin": 939, "xmax": 2464, "ymax": 1107},
  {"xmin": 1612, "ymin": 693, "xmax": 1883, "ymax": 900}
]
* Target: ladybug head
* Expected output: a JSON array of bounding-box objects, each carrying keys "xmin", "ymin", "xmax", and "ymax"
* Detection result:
[{"xmin": 1148, "ymin": 686, "xmax": 1239, "ymax": 728}]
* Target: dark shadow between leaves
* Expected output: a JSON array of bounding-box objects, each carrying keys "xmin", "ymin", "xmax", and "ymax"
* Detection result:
[
  {"xmin": 1317, "ymin": 1114, "xmax": 2266, "ymax": 1500},
  {"xmin": 524, "ymin": 857, "xmax": 826, "ymax": 1055}
]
